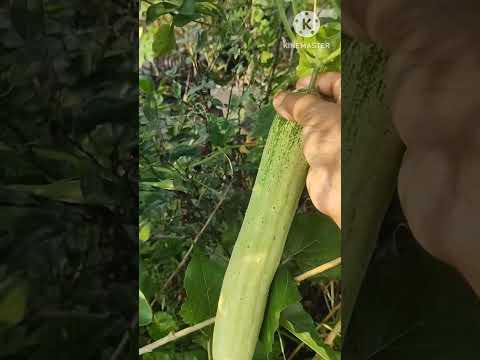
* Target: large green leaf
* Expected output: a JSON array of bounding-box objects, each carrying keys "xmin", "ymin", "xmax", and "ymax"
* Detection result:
[
  {"xmin": 283, "ymin": 213, "xmax": 341, "ymax": 280},
  {"xmin": 179, "ymin": 252, "xmax": 226, "ymax": 328},
  {"xmin": 258, "ymin": 267, "xmax": 301, "ymax": 353},
  {"xmin": 139, "ymin": 290, "xmax": 153, "ymax": 327},
  {"xmin": 281, "ymin": 304, "xmax": 340, "ymax": 360}
]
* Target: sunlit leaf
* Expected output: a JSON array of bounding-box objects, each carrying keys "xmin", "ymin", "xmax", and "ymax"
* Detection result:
[{"xmin": 139, "ymin": 290, "xmax": 153, "ymax": 327}]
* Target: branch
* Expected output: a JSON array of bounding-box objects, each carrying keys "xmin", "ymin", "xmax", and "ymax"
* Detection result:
[
  {"xmin": 139, "ymin": 317, "xmax": 216, "ymax": 355},
  {"xmin": 294, "ymin": 257, "xmax": 341, "ymax": 283}
]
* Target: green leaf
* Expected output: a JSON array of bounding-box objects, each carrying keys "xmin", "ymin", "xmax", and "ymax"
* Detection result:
[
  {"xmin": 206, "ymin": 115, "xmax": 235, "ymax": 147},
  {"xmin": 146, "ymin": 2, "xmax": 178, "ymax": 25},
  {"xmin": 141, "ymin": 179, "xmax": 187, "ymax": 192},
  {"xmin": 178, "ymin": 0, "xmax": 196, "ymax": 16},
  {"xmin": 283, "ymin": 213, "xmax": 341, "ymax": 280},
  {"xmin": 281, "ymin": 304, "xmax": 339, "ymax": 360},
  {"xmin": 140, "ymin": 75, "xmax": 156, "ymax": 93},
  {"xmin": 5, "ymin": 180, "xmax": 85, "ymax": 204},
  {"xmin": 179, "ymin": 252, "xmax": 226, "ymax": 328},
  {"xmin": 259, "ymin": 267, "xmax": 301, "ymax": 354},
  {"xmin": 139, "ymin": 222, "xmax": 151, "ymax": 242},
  {"xmin": 0, "ymin": 281, "xmax": 28, "ymax": 327},
  {"xmin": 153, "ymin": 23, "xmax": 176, "ymax": 57},
  {"xmin": 140, "ymin": 24, "xmax": 156, "ymax": 67},
  {"xmin": 147, "ymin": 312, "xmax": 178, "ymax": 340},
  {"xmin": 173, "ymin": 14, "xmax": 200, "ymax": 27},
  {"xmin": 139, "ymin": 290, "xmax": 153, "ymax": 327},
  {"xmin": 260, "ymin": 50, "xmax": 273, "ymax": 63}
]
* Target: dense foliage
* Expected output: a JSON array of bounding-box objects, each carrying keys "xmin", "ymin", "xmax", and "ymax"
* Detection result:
[
  {"xmin": 0, "ymin": 1, "xmax": 138, "ymax": 358},
  {"xmin": 139, "ymin": 1, "xmax": 341, "ymax": 359}
]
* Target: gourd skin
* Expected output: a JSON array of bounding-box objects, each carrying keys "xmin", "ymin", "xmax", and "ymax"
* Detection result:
[{"xmin": 212, "ymin": 116, "xmax": 308, "ymax": 360}]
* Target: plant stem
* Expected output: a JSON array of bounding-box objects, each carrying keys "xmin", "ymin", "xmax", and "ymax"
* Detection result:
[
  {"xmin": 294, "ymin": 257, "xmax": 341, "ymax": 282},
  {"xmin": 139, "ymin": 317, "xmax": 216, "ymax": 355}
]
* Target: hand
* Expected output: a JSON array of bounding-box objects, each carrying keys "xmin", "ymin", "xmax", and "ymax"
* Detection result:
[
  {"xmin": 345, "ymin": 0, "xmax": 480, "ymax": 296},
  {"xmin": 273, "ymin": 72, "xmax": 341, "ymax": 228}
]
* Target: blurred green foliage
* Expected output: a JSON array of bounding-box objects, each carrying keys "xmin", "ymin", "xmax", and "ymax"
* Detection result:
[{"xmin": 0, "ymin": 1, "xmax": 138, "ymax": 358}]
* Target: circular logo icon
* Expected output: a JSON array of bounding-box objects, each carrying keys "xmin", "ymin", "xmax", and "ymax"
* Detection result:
[{"xmin": 293, "ymin": 11, "xmax": 320, "ymax": 38}]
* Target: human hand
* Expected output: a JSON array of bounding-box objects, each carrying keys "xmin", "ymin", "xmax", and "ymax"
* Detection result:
[
  {"xmin": 344, "ymin": 0, "xmax": 480, "ymax": 296},
  {"xmin": 273, "ymin": 72, "xmax": 341, "ymax": 228}
]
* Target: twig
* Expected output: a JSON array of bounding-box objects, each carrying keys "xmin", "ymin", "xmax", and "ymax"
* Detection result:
[
  {"xmin": 161, "ymin": 183, "xmax": 232, "ymax": 291},
  {"xmin": 139, "ymin": 317, "xmax": 216, "ymax": 355},
  {"xmin": 294, "ymin": 258, "xmax": 341, "ymax": 283},
  {"xmin": 324, "ymin": 320, "xmax": 341, "ymax": 346},
  {"xmin": 111, "ymin": 314, "xmax": 138, "ymax": 360}
]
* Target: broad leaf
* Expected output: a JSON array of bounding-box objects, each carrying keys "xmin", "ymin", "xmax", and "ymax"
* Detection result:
[
  {"xmin": 281, "ymin": 304, "xmax": 340, "ymax": 360},
  {"xmin": 179, "ymin": 252, "xmax": 226, "ymax": 328},
  {"xmin": 283, "ymin": 213, "xmax": 341, "ymax": 280},
  {"xmin": 259, "ymin": 267, "xmax": 301, "ymax": 353}
]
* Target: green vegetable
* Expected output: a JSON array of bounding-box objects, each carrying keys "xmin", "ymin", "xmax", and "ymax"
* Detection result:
[{"xmin": 212, "ymin": 117, "xmax": 308, "ymax": 360}]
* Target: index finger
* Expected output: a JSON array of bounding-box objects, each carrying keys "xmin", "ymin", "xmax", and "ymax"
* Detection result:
[{"xmin": 296, "ymin": 72, "xmax": 341, "ymax": 103}]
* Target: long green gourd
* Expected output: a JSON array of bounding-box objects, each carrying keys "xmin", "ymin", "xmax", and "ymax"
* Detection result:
[{"xmin": 212, "ymin": 116, "xmax": 308, "ymax": 360}]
